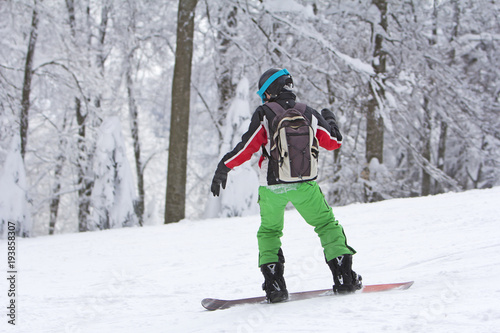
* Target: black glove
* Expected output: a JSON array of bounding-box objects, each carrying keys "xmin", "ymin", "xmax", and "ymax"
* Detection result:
[
  {"xmin": 321, "ymin": 108, "xmax": 337, "ymax": 123},
  {"xmin": 321, "ymin": 108, "xmax": 343, "ymax": 142},
  {"xmin": 210, "ymin": 162, "xmax": 231, "ymax": 196}
]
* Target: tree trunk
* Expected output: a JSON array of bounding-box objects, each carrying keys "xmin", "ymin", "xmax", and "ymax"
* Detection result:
[
  {"xmin": 434, "ymin": 118, "xmax": 448, "ymax": 193},
  {"xmin": 75, "ymin": 98, "xmax": 92, "ymax": 232},
  {"xmin": 421, "ymin": 1, "xmax": 439, "ymax": 196},
  {"xmin": 421, "ymin": 97, "xmax": 432, "ymax": 196},
  {"xmin": 65, "ymin": 0, "xmax": 92, "ymax": 232},
  {"xmin": 76, "ymin": 1, "xmax": 109, "ymax": 231},
  {"xmin": 20, "ymin": 0, "xmax": 39, "ymax": 160},
  {"xmin": 49, "ymin": 115, "xmax": 68, "ymax": 235},
  {"xmin": 365, "ymin": 95, "xmax": 384, "ymax": 164},
  {"xmin": 65, "ymin": 0, "xmax": 76, "ymax": 36},
  {"xmin": 365, "ymin": 0, "xmax": 387, "ymax": 165},
  {"xmin": 165, "ymin": 0, "xmax": 198, "ymax": 224},
  {"xmin": 126, "ymin": 50, "xmax": 145, "ymax": 226},
  {"xmin": 434, "ymin": 0, "xmax": 458, "ymax": 194},
  {"xmin": 362, "ymin": 0, "xmax": 387, "ymax": 202}
]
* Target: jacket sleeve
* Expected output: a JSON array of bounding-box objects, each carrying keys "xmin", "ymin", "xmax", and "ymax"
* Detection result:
[
  {"xmin": 312, "ymin": 109, "xmax": 342, "ymax": 151},
  {"xmin": 220, "ymin": 108, "xmax": 268, "ymax": 169}
]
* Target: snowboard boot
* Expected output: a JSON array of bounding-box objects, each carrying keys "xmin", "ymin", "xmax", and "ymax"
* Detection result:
[
  {"xmin": 261, "ymin": 262, "xmax": 289, "ymax": 303},
  {"xmin": 327, "ymin": 254, "xmax": 362, "ymax": 294}
]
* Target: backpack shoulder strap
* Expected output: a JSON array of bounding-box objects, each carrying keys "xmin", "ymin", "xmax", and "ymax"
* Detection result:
[
  {"xmin": 265, "ymin": 102, "xmax": 286, "ymax": 116},
  {"xmin": 293, "ymin": 102, "xmax": 307, "ymax": 113}
]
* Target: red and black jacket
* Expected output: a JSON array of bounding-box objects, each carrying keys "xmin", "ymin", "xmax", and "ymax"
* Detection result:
[{"xmin": 218, "ymin": 91, "xmax": 342, "ymax": 185}]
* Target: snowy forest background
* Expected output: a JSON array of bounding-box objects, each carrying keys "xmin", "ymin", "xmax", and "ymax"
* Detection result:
[{"xmin": 0, "ymin": 0, "xmax": 499, "ymax": 237}]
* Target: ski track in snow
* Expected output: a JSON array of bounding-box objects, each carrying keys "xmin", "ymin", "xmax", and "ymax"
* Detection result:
[{"xmin": 1, "ymin": 187, "xmax": 499, "ymax": 332}]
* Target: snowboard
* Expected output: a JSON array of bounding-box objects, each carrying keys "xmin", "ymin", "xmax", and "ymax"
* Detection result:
[{"xmin": 201, "ymin": 281, "xmax": 414, "ymax": 311}]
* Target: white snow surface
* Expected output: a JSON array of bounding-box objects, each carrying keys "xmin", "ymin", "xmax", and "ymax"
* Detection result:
[{"xmin": 2, "ymin": 187, "xmax": 500, "ymax": 332}]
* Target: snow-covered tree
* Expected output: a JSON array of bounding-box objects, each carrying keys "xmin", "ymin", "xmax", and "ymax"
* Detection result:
[
  {"xmin": 205, "ymin": 77, "xmax": 259, "ymax": 218},
  {"xmin": 0, "ymin": 136, "xmax": 32, "ymax": 237},
  {"xmin": 91, "ymin": 117, "xmax": 138, "ymax": 230}
]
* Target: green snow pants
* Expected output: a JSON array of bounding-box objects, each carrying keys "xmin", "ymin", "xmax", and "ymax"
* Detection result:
[{"xmin": 257, "ymin": 181, "xmax": 355, "ymax": 266}]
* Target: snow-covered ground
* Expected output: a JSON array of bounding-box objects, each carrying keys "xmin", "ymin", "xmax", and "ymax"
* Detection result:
[{"xmin": 2, "ymin": 187, "xmax": 500, "ymax": 332}]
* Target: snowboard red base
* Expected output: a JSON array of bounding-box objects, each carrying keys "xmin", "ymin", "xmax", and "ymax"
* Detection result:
[{"xmin": 202, "ymin": 281, "xmax": 414, "ymax": 311}]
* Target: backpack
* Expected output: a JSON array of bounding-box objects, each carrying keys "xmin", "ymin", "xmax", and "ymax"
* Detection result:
[{"xmin": 266, "ymin": 102, "xmax": 319, "ymax": 182}]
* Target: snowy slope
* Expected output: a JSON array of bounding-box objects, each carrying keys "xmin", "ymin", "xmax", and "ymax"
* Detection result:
[{"xmin": 2, "ymin": 187, "xmax": 500, "ymax": 333}]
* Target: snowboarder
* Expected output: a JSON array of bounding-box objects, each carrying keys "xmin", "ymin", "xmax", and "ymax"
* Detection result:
[{"xmin": 210, "ymin": 68, "xmax": 361, "ymax": 303}]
